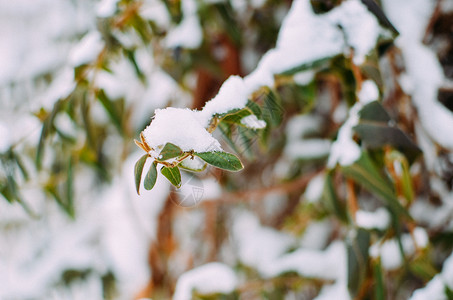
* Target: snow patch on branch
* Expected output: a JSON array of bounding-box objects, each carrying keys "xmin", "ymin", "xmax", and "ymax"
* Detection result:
[{"xmin": 173, "ymin": 262, "xmax": 238, "ymax": 300}]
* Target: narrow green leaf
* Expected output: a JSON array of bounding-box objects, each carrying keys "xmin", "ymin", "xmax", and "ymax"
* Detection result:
[
  {"xmin": 347, "ymin": 228, "xmax": 370, "ymax": 297},
  {"xmin": 97, "ymin": 89, "xmax": 123, "ymax": 133},
  {"xmin": 144, "ymin": 161, "xmax": 158, "ymax": 190},
  {"xmin": 322, "ymin": 171, "xmax": 348, "ymax": 222},
  {"xmin": 220, "ymin": 108, "xmax": 252, "ymax": 125},
  {"xmin": 341, "ymin": 153, "xmax": 409, "ymax": 218},
  {"xmin": 195, "ymin": 151, "xmax": 243, "ymax": 172},
  {"xmin": 161, "ymin": 166, "xmax": 181, "ymax": 188},
  {"xmin": 158, "ymin": 143, "xmax": 183, "ymax": 161},
  {"xmin": 134, "ymin": 154, "xmax": 148, "ymax": 195},
  {"xmin": 373, "ymin": 259, "xmax": 385, "ymax": 300}
]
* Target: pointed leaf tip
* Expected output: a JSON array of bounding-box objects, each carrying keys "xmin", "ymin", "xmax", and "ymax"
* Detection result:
[{"xmin": 195, "ymin": 151, "xmax": 243, "ymax": 172}]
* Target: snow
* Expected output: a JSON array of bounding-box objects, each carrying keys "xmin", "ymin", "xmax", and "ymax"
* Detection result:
[
  {"xmin": 356, "ymin": 208, "xmax": 390, "ymax": 230},
  {"xmin": 370, "ymin": 227, "xmax": 428, "ymax": 271},
  {"xmin": 140, "ymin": 0, "xmax": 171, "ymax": 28},
  {"xmin": 327, "ymin": 79, "xmax": 379, "ymax": 168},
  {"xmin": 358, "ymin": 80, "xmax": 379, "ymax": 104},
  {"xmin": 410, "ymin": 249, "xmax": 453, "ymax": 300},
  {"xmin": 327, "ymin": 103, "xmax": 361, "ymax": 167},
  {"xmin": 263, "ymin": 241, "xmax": 347, "ymax": 283},
  {"xmin": 0, "ymin": 122, "xmax": 11, "ymax": 152},
  {"xmin": 173, "ymin": 262, "xmax": 238, "ymax": 300},
  {"xmin": 198, "ymin": 75, "xmax": 249, "ymax": 127},
  {"xmin": 240, "ymin": 115, "xmax": 267, "ymax": 129},
  {"xmin": 142, "ymin": 107, "xmax": 222, "ymax": 153},
  {"xmin": 285, "ymin": 139, "xmax": 331, "ymax": 160},
  {"xmin": 243, "ymin": 0, "xmax": 382, "ymax": 93},
  {"xmin": 382, "ymin": 0, "xmax": 453, "ymax": 150},
  {"xmin": 304, "ymin": 173, "xmax": 325, "ymax": 203},
  {"xmin": 164, "ymin": 0, "xmax": 202, "ymax": 49},
  {"xmin": 96, "ymin": 0, "xmax": 118, "ymax": 18},
  {"xmin": 327, "ymin": 0, "xmax": 381, "ymax": 65},
  {"xmin": 69, "ymin": 31, "xmax": 104, "ymax": 67},
  {"xmin": 232, "ymin": 211, "xmax": 295, "ymax": 274}
]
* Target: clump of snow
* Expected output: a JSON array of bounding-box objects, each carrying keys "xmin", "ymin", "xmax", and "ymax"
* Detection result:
[
  {"xmin": 293, "ymin": 70, "xmax": 315, "ymax": 85},
  {"xmin": 356, "ymin": 208, "xmax": 390, "ymax": 230},
  {"xmin": 142, "ymin": 107, "xmax": 221, "ymax": 153},
  {"xmin": 0, "ymin": 122, "xmax": 12, "ymax": 152},
  {"xmin": 327, "ymin": 0, "xmax": 381, "ymax": 65},
  {"xmin": 165, "ymin": 0, "xmax": 202, "ymax": 49},
  {"xmin": 358, "ymin": 80, "xmax": 379, "ymax": 103},
  {"xmin": 96, "ymin": 0, "xmax": 118, "ymax": 18},
  {"xmin": 140, "ymin": 0, "xmax": 171, "ymax": 28},
  {"xmin": 173, "ymin": 262, "xmax": 238, "ymax": 300},
  {"xmin": 410, "ymin": 249, "xmax": 453, "ymax": 300},
  {"xmin": 263, "ymin": 241, "xmax": 347, "ymax": 282},
  {"xmin": 198, "ymin": 76, "xmax": 249, "ymax": 127},
  {"xmin": 327, "ymin": 79, "xmax": 379, "ymax": 167},
  {"xmin": 240, "ymin": 115, "xmax": 266, "ymax": 129},
  {"xmin": 69, "ymin": 31, "xmax": 104, "ymax": 67},
  {"xmin": 243, "ymin": 0, "xmax": 383, "ymax": 93},
  {"xmin": 370, "ymin": 227, "xmax": 428, "ymax": 270},
  {"xmin": 382, "ymin": 0, "xmax": 453, "ymax": 150},
  {"xmin": 232, "ymin": 211, "xmax": 295, "ymax": 274},
  {"xmin": 304, "ymin": 173, "xmax": 325, "ymax": 203},
  {"xmin": 327, "ymin": 103, "xmax": 361, "ymax": 167},
  {"xmin": 285, "ymin": 139, "xmax": 331, "ymax": 160}
]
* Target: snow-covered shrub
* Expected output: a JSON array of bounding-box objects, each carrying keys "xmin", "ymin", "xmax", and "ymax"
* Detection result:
[{"xmin": 2, "ymin": 0, "xmax": 453, "ymax": 299}]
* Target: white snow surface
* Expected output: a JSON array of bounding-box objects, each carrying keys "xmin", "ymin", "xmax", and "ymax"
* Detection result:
[
  {"xmin": 232, "ymin": 211, "xmax": 295, "ymax": 274},
  {"xmin": 370, "ymin": 227, "xmax": 428, "ymax": 271},
  {"xmin": 173, "ymin": 262, "xmax": 238, "ymax": 300},
  {"xmin": 69, "ymin": 31, "xmax": 104, "ymax": 67},
  {"xmin": 356, "ymin": 208, "xmax": 391, "ymax": 230},
  {"xmin": 410, "ymin": 249, "xmax": 453, "ymax": 300},
  {"xmin": 142, "ymin": 107, "xmax": 222, "ymax": 153},
  {"xmin": 240, "ymin": 115, "xmax": 267, "ymax": 129},
  {"xmin": 165, "ymin": 0, "xmax": 202, "ymax": 49},
  {"xmin": 382, "ymin": 0, "xmax": 453, "ymax": 150},
  {"xmin": 327, "ymin": 79, "xmax": 379, "ymax": 168}
]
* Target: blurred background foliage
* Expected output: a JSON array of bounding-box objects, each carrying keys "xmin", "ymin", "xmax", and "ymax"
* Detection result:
[{"xmin": 1, "ymin": 0, "xmax": 453, "ymax": 299}]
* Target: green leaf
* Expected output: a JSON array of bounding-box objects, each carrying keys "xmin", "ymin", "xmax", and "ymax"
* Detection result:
[
  {"xmin": 341, "ymin": 153, "xmax": 409, "ymax": 218},
  {"xmin": 158, "ymin": 143, "xmax": 183, "ymax": 161},
  {"xmin": 322, "ymin": 171, "xmax": 348, "ymax": 222},
  {"xmin": 358, "ymin": 101, "xmax": 390, "ymax": 123},
  {"xmin": 134, "ymin": 154, "xmax": 148, "ymax": 195},
  {"xmin": 347, "ymin": 228, "xmax": 370, "ymax": 297},
  {"xmin": 161, "ymin": 166, "xmax": 181, "ymax": 188},
  {"xmin": 195, "ymin": 151, "xmax": 243, "ymax": 172},
  {"xmin": 355, "ymin": 101, "xmax": 422, "ymax": 164},
  {"xmin": 372, "ymin": 259, "xmax": 385, "ymax": 300},
  {"xmin": 96, "ymin": 89, "xmax": 123, "ymax": 133},
  {"xmin": 220, "ymin": 108, "xmax": 252, "ymax": 126},
  {"xmin": 261, "ymin": 88, "xmax": 284, "ymax": 127},
  {"xmin": 144, "ymin": 161, "xmax": 158, "ymax": 190}
]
